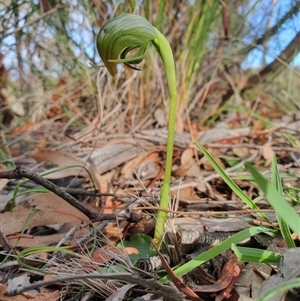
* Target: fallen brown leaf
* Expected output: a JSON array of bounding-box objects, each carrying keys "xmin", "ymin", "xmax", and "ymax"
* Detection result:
[
  {"xmin": 171, "ymin": 186, "xmax": 200, "ymax": 202},
  {"xmin": 261, "ymin": 142, "xmax": 274, "ymax": 167},
  {"xmin": 1, "ymin": 193, "xmax": 89, "ymax": 247},
  {"xmin": 173, "ymin": 148, "xmax": 201, "ymax": 177},
  {"xmin": 0, "ymin": 164, "xmax": 9, "ymax": 190},
  {"xmin": 191, "ymin": 255, "xmax": 243, "ymax": 295},
  {"xmin": 216, "ymin": 257, "xmax": 244, "ymax": 301}
]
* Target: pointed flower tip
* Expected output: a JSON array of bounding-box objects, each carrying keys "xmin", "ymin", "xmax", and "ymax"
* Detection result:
[{"xmin": 96, "ymin": 13, "xmax": 158, "ymax": 77}]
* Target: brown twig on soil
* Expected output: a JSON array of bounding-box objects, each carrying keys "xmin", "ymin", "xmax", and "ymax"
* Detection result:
[
  {"xmin": 133, "ymin": 206, "xmax": 288, "ymax": 216},
  {"xmin": 6, "ymin": 181, "xmax": 119, "ymax": 197},
  {"xmin": 207, "ymin": 143, "xmax": 300, "ymax": 153},
  {"xmin": 0, "ymin": 166, "xmax": 117, "ymax": 221},
  {"xmin": 5, "ymin": 272, "xmax": 186, "ymax": 301}
]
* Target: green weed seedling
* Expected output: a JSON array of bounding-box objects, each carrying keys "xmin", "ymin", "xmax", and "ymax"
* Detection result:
[{"xmin": 96, "ymin": 13, "xmax": 177, "ymax": 247}]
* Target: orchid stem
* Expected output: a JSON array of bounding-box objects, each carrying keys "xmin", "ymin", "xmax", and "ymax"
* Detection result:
[{"xmin": 152, "ymin": 30, "xmax": 177, "ymax": 247}]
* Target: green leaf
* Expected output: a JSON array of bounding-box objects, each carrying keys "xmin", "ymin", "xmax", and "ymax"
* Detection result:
[
  {"xmin": 231, "ymin": 244, "xmax": 281, "ymax": 263},
  {"xmin": 257, "ymin": 278, "xmax": 300, "ymax": 301},
  {"xmin": 271, "ymin": 155, "xmax": 296, "ymax": 248},
  {"xmin": 246, "ymin": 162, "xmax": 300, "ymax": 236},
  {"xmin": 160, "ymin": 226, "xmax": 272, "ymax": 283},
  {"xmin": 195, "ymin": 141, "xmax": 269, "ymax": 221}
]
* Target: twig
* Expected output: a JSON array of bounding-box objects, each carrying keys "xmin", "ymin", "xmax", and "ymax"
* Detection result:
[
  {"xmin": 0, "ymin": 166, "xmax": 116, "ymax": 221},
  {"xmin": 5, "ymin": 272, "xmax": 186, "ymax": 301},
  {"xmin": 5, "ymin": 180, "xmax": 136, "ymax": 202},
  {"xmin": 207, "ymin": 143, "xmax": 300, "ymax": 153},
  {"xmin": 74, "ymin": 220, "xmax": 110, "ymax": 247},
  {"xmin": 5, "ymin": 181, "xmax": 118, "ymax": 197},
  {"xmin": 133, "ymin": 206, "xmax": 287, "ymax": 216}
]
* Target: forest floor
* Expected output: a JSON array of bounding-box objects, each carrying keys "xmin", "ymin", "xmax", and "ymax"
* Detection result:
[{"xmin": 1, "ymin": 69, "xmax": 300, "ymax": 301}]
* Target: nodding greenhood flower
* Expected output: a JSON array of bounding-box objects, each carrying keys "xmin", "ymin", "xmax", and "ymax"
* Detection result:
[
  {"xmin": 96, "ymin": 13, "xmax": 177, "ymax": 249},
  {"xmin": 96, "ymin": 13, "xmax": 158, "ymax": 76}
]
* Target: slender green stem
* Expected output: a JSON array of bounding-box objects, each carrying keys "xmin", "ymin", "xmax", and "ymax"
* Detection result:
[{"xmin": 152, "ymin": 30, "xmax": 177, "ymax": 245}]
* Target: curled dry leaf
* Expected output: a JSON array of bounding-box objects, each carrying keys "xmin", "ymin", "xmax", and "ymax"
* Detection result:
[
  {"xmin": 154, "ymin": 107, "xmax": 166, "ymax": 127},
  {"xmin": 121, "ymin": 151, "xmax": 160, "ymax": 179},
  {"xmin": 0, "ymin": 164, "xmax": 9, "ymax": 190},
  {"xmin": 190, "ymin": 255, "xmax": 243, "ymax": 297},
  {"xmin": 261, "ymin": 142, "xmax": 274, "ymax": 167},
  {"xmin": 171, "ymin": 186, "xmax": 200, "ymax": 203},
  {"xmin": 172, "ymin": 148, "xmax": 201, "ymax": 177},
  {"xmin": 216, "ymin": 257, "xmax": 244, "ymax": 301},
  {"xmin": 232, "ymin": 146, "xmax": 250, "ymax": 158},
  {"xmin": 153, "ymin": 245, "xmax": 203, "ymax": 301}
]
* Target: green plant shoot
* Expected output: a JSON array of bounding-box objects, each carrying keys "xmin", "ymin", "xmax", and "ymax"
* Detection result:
[{"xmin": 96, "ymin": 13, "xmax": 177, "ymax": 247}]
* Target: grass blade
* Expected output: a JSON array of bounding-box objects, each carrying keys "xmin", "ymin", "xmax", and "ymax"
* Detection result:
[
  {"xmin": 257, "ymin": 278, "xmax": 300, "ymax": 301},
  {"xmin": 195, "ymin": 141, "xmax": 269, "ymax": 221},
  {"xmin": 160, "ymin": 226, "xmax": 272, "ymax": 283},
  {"xmin": 246, "ymin": 162, "xmax": 300, "ymax": 236},
  {"xmin": 231, "ymin": 244, "xmax": 281, "ymax": 263},
  {"xmin": 271, "ymin": 155, "xmax": 295, "ymax": 247}
]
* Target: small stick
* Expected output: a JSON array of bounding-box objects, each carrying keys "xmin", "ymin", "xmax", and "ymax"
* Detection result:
[
  {"xmin": 5, "ymin": 272, "xmax": 185, "ymax": 301},
  {"xmin": 132, "ymin": 206, "xmax": 288, "ymax": 216},
  {"xmin": 0, "ymin": 166, "xmax": 116, "ymax": 221}
]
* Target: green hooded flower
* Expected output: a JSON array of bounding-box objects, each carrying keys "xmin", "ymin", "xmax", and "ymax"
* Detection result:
[{"xmin": 96, "ymin": 13, "xmax": 158, "ymax": 76}]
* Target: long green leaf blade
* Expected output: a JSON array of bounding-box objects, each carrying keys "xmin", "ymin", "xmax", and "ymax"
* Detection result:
[
  {"xmin": 257, "ymin": 278, "xmax": 300, "ymax": 301},
  {"xmin": 232, "ymin": 244, "xmax": 281, "ymax": 263},
  {"xmin": 246, "ymin": 163, "xmax": 300, "ymax": 236},
  {"xmin": 271, "ymin": 155, "xmax": 295, "ymax": 247},
  {"xmin": 160, "ymin": 226, "xmax": 272, "ymax": 283},
  {"xmin": 195, "ymin": 141, "xmax": 269, "ymax": 221}
]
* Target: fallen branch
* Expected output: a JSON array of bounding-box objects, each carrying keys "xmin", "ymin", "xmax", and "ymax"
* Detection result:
[
  {"xmin": 0, "ymin": 166, "xmax": 116, "ymax": 221},
  {"xmin": 5, "ymin": 272, "xmax": 186, "ymax": 301}
]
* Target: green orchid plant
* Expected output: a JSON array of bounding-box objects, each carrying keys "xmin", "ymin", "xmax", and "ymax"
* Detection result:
[{"xmin": 96, "ymin": 13, "xmax": 177, "ymax": 247}]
